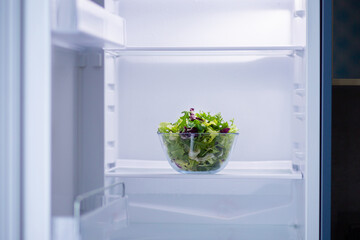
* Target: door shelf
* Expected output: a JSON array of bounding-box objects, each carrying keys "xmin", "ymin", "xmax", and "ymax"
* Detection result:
[
  {"xmin": 52, "ymin": 0, "xmax": 125, "ymax": 49},
  {"xmin": 104, "ymin": 46, "xmax": 304, "ymax": 57},
  {"xmin": 106, "ymin": 159, "xmax": 303, "ymax": 179}
]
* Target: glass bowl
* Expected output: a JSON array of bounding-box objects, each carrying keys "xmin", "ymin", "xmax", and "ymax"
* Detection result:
[{"xmin": 158, "ymin": 132, "xmax": 238, "ymax": 174}]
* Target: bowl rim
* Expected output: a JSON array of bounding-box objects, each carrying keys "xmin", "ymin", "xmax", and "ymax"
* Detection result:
[{"xmin": 157, "ymin": 132, "xmax": 239, "ymax": 135}]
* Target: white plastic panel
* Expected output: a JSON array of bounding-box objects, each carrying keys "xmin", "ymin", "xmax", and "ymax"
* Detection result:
[
  {"xmin": 77, "ymin": 51, "xmax": 105, "ymax": 195},
  {"xmin": 116, "ymin": 0, "xmax": 297, "ymax": 47},
  {"xmin": 51, "ymin": 46, "xmax": 78, "ymax": 216},
  {"xmin": 291, "ymin": 53, "xmax": 306, "ymax": 172},
  {"xmin": 115, "ymin": 55, "xmax": 295, "ymax": 162},
  {"xmin": 23, "ymin": 0, "xmax": 52, "ymax": 238},
  {"xmin": 294, "ymin": 179, "xmax": 305, "ymax": 240},
  {"xmin": 292, "ymin": 0, "xmax": 307, "ymax": 46},
  {"xmin": 305, "ymin": 0, "xmax": 320, "ymax": 238},
  {"xmin": 52, "ymin": 0, "xmax": 125, "ymax": 49},
  {"xmin": 0, "ymin": 1, "xmax": 22, "ymax": 238},
  {"xmin": 104, "ymin": 54, "xmax": 119, "ymax": 169}
]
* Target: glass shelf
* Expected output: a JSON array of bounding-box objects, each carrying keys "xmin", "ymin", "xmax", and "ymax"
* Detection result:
[
  {"xmin": 105, "ymin": 46, "xmax": 305, "ymax": 57},
  {"xmin": 106, "ymin": 159, "xmax": 303, "ymax": 179},
  {"xmin": 52, "ymin": 0, "xmax": 125, "ymax": 49}
]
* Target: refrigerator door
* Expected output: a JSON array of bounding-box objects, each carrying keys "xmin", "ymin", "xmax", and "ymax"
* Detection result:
[
  {"xmin": 0, "ymin": 1, "xmax": 22, "ymax": 239},
  {"xmin": 22, "ymin": 1, "xmax": 52, "ymax": 240}
]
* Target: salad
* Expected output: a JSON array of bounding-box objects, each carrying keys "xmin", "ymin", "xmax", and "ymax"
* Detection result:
[{"xmin": 158, "ymin": 108, "xmax": 238, "ymax": 172}]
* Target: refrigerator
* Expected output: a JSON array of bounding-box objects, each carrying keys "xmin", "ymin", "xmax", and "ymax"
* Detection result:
[{"xmin": 0, "ymin": 0, "xmax": 332, "ymax": 239}]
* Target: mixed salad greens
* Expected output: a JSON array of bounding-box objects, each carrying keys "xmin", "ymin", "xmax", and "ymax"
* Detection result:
[{"xmin": 158, "ymin": 108, "xmax": 238, "ymax": 172}]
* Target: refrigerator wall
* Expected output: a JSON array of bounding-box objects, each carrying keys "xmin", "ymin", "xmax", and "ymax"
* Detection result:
[
  {"xmin": 115, "ymin": 54, "xmax": 294, "ymax": 162},
  {"xmin": 110, "ymin": 0, "xmax": 305, "ymax": 47},
  {"xmin": 51, "ymin": 46, "xmax": 78, "ymax": 215}
]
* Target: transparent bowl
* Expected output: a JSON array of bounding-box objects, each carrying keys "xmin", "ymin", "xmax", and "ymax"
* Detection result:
[{"xmin": 158, "ymin": 132, "xmax": 238, "ymax": 174}]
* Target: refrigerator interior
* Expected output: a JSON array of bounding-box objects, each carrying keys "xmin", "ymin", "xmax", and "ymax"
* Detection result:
[{"xmin": 50, "ymin": 0, "xmax": 314, "ymax": 239}]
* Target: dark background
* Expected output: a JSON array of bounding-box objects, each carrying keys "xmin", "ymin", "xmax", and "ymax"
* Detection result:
[
  {"xmin": 333, "ymin": 0, "xmax": 360, "ymax": 79},
  {"xmin": 332, "ymin": 0, "xmax": 360, "ymax": 239}
]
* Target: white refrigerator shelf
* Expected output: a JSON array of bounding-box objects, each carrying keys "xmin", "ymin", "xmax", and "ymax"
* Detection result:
[
  {"xmin": 104, "ymin": 46, "xmax": 305, "ymax": 57},
  {"xmin": 106, "ymin": 159, "xmax": 303, "ymax": 179},
  {"xmin": 52, "ymin": 0, "xmax": 125, "ymax": 49}
]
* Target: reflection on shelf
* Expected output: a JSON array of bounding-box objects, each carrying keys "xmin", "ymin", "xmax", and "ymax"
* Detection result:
[{"xmin": 106, "ymin": 159, "xmax": 303, "ymax": 179}]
